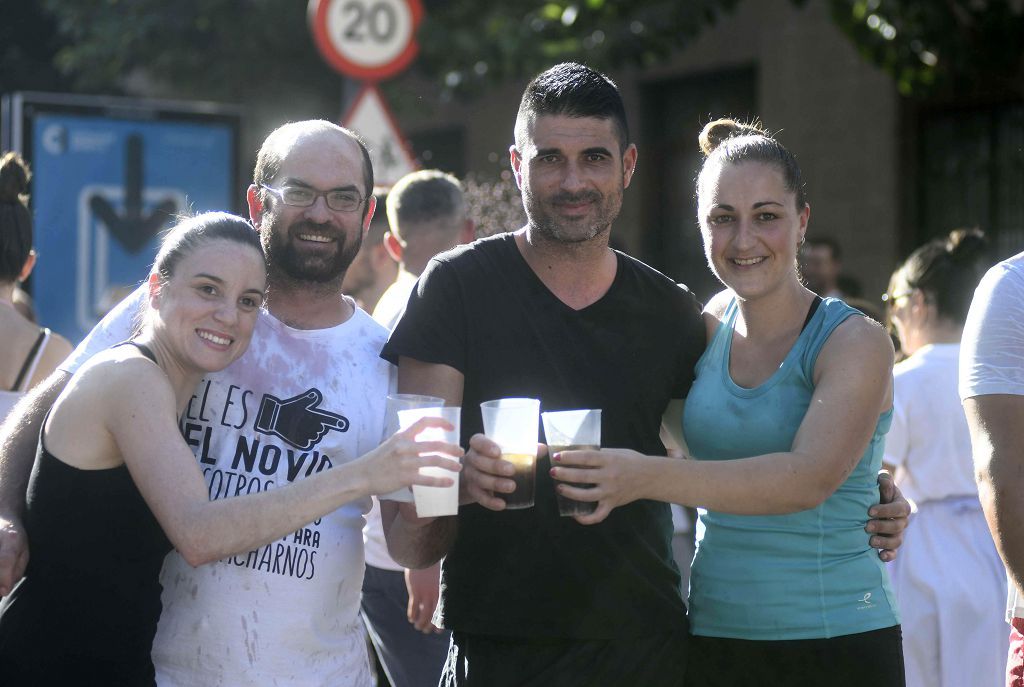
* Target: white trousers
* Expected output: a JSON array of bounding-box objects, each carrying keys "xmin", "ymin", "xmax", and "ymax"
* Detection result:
[{"xmin": 890, "ymin": 496, "xmax": 1008, "ymax": 687}]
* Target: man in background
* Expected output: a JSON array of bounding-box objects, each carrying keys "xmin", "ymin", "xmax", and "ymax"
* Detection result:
[
  {"xmin": 362, "ymin": 169, "xmax": 474, "ymax": 687},
  {"xmin": 801, "ymin": 236, "xmax": 848, "ymax": 298},
  {"xmin": 343, "ymin": 197, "xmax": 399, "ymax": 312},
  {"xmin": 373, "ymin": 170, "xmax": 475, "ymax": 328}
]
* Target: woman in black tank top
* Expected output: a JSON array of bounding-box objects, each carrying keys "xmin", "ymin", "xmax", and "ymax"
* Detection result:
[{"xmin": 0, "ymin": 212, "xmax": 460, "ymax": 685}]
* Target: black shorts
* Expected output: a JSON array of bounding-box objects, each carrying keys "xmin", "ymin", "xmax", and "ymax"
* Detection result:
[
  {"xmin": 440, "ymin": 628, "xmax": 688, "ymax": 687},
  {"xmin": 685, "ymin": 625, "xmax": 905, "ymax": 687}
]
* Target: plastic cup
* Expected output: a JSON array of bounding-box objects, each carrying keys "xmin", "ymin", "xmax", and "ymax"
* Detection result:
[
  {"xmin": 480, "ymin": 398, "xmax": 540, "ymax": 509},
  {"xmin": 378, "ymin": 394, "xmax": 447, "ymax": 504},
  {"xmin": 398, "ymin": 405, "xmax": 461, "ymax": 517},
  {"xmin": 542, "ymin": 409, "xmax": 602, "ymax": 516}
]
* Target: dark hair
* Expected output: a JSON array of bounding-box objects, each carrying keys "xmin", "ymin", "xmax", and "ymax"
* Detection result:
[
  {"xmin": 0, "ymin": 151, "xmax": 33, "ymax": 282},
  {"xmin": 385, "ymin": 170, "xmax": 465, "ymax": 242},
  {"xmin": 253, "ymin": 120, "xmax": 374, "ymax": 209},
  {"xmin": 697, "ymin": 118, "xmax": 807, "ymax": 211},
  {"xmin": 892, "ymin": 228, "xmax": 990, "ymax": 325},
  {"xmin": 514, "ymin": 62, "xmax": 630, "ymax": 152},
  {"xmin": 153, "ymin": 212, "xmax": 263, "ymax": 284}
]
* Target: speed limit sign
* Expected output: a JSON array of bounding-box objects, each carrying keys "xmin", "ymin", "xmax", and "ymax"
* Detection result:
[{"xmin": 309, "ymin": 0, "xmax": 424, "ymax": 81}]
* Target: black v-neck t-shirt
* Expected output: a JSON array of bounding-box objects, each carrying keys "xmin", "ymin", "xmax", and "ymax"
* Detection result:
[{"xmin": 383, "ymin": 232, "xmax": 705, "ymax": 640}]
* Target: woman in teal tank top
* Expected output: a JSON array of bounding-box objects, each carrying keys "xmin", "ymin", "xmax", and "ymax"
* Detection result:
[{"xmin": 551, "ymin": 119, "xmax": 904, "ymax": 685}]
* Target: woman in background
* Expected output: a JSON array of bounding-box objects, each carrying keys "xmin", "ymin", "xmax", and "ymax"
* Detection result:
[
  {"xmin": 884, "ymin": 228, "xmax": 1006, "ymax": 687},
  {"xmin": 0, "ymin": 152, "xmax": 71, "ymax": 420}
]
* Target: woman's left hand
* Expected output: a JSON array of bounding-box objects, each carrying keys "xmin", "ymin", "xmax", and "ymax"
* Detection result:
[{"xmin": 550, "ymin": 448, "xmax": 649, "ymax": 525}]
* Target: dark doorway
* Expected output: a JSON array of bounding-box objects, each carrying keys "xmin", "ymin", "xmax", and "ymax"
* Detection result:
[{"xmin": 640, "ymin": 67, "xmax": 757, "ymax": 303}]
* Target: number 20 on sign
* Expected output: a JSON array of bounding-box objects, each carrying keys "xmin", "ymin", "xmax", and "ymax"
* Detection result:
[{"xmin": 309, "ymin": 0, "xmax": 424, "ymax": 81}]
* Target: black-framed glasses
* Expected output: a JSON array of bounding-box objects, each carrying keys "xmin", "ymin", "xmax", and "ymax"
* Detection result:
[{"xmin": 259, "ymin": 184, "xmax": 364, "ymax": 213}]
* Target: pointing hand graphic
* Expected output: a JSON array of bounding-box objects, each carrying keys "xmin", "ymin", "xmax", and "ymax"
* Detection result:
[{"xmin": 254, "ymin": 389, "xmax": 349, "ymax": 450}]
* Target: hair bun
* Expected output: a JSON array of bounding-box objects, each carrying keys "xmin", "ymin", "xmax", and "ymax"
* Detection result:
[
  {"xmin": 698, "ymin": 118, "xmax": 765, "ymax": 156},
  {"xmin": 0, "ymin": 152, "xmax": 31, "ymax": 205},
  {"xmin": 946, "ymin": 227, "xmax": 987, "ymax": 265}
]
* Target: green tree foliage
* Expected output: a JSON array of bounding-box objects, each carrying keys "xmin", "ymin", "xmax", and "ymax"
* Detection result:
[
  {"xmin": 23, "ymin": 0, "xmax": 1024, "ymax": 101},
  {"xmin": 0, "ymin": 0, "xmax": 74, "ymax": 93},
  {"xmin": 824, "ymin": 0, "xmax": 1024, "ymax": 97},
  {"xmin": 416, "ymin": 0, "xmax": 742, "ymax": 95},
  {"xmin": 37, "ymin": 0, "xmax": 339, "ymax": 102}
]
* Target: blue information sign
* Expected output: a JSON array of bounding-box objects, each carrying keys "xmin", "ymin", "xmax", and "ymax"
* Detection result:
[{"xmin": 2, "ymin": 93, "xmax": 240, "ymax": 343}]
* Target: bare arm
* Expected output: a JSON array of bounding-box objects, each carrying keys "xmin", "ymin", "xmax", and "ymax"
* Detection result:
[
  {"xmin": 966, "ymin": 394, "xmax": 1024, "ymax": 595},
  {"xmin": 382, "ymin": 356, "xmax": 463, "ymax": 568},
  {"xmin": 555, "ymin": 317, "xmax": 895, "ymax": 518},
  {"xmin": 92, "ymin": 362, "xmax": 460, "ymax": 567},
  {"xmin": 0, "ymin": 370, "xmax": 71, "ymax": 595}
]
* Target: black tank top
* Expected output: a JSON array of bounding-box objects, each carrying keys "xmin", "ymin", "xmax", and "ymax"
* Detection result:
[{"xmin": 0, "ymin": 342, "xmax": 173, "ymax": 686}]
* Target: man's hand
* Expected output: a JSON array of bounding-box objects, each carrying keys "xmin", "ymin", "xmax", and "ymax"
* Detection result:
[
  {"xmin": 867, "ymin": 470, "xmax": 910, "ymax": 562},
  {"xmin": 0, "ymin": 515, "xmax": 28, "ymax": 596},
  {"xmin": 462, "ymin": 434, "xmax": 518, "ymax": 510},
  {"xmin": 405, "ymin": 563, "xmax": 443, "ymax": 633}
]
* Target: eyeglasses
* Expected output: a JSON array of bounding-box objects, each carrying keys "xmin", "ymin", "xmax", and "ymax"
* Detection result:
[
  {"xmin": 881, "ymin": 290, "xmax": 913, "ymax": 306},
  {"xmin": 259, "ymin": 184, "xmax": 365, "ymax": 213}
]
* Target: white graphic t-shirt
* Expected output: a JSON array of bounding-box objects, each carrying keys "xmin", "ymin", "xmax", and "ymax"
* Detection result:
[{"xmin": 62, "ymin": 288, "xmax": 391, "ymax": 686}]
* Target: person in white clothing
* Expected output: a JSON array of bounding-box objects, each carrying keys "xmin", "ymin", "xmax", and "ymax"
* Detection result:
[
  {"xmin": 883, "ymin": 228, "xmax": 1005, "ymax": 687},
  {"xmin": 362, "ymin": 170, "xmax": 474, "ymax": 687},
  {"xmin": 961, "ymin": 248, "xmax": 1024, "ymax": 687},
  {"xmin": 0, "ymin": 121, "xmax": 461, "ymax": 687}
]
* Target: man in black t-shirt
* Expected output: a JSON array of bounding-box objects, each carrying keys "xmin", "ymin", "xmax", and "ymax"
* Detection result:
[
  {"xmin": 379, "ymin": 63, "xmax": 909, "ymax": 687},
  {"xmin": 380, "ymin": 62, "xmax": 698, "ymax": 687}
]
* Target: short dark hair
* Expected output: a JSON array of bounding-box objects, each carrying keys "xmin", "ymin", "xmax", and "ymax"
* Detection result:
[
  {"xmin": 253, "ymin": 120, "xmax": 374, "ymax": 206},
  {"xmin": 0, "ymin": 151, "xmax": 33, "ymax": 282},
  {"xmin": 153, "ymin": 211, "xmax": 263, "ymax": 284},
  {"xmin": 515, "ymin": 62, "xmax": 630, "ymax": 152},
  {"xmin": 386, "ymin": 170, "xmax": 465, "ymax": 242}
]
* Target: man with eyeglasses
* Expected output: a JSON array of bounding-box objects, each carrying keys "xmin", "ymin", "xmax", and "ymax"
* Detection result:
[{"xmin": 0, "ymin": 120, "xmax": 398, "ymax": 686}]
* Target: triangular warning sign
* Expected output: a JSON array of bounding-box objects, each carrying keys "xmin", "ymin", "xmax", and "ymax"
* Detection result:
[{"xmin": 342, "ymin": 85, "xmax": 418, "ymax": 190}]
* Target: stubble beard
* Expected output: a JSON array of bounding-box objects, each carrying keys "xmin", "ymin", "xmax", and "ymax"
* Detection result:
[{"xmin": 523, "ymin": 186, "xmax": 622, "ymax": 245}]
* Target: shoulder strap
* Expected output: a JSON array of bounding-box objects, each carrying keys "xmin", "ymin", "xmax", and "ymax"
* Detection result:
[
  {"xmin": 800, "ymin": 295, "xmax": 824, "ymax": 333},
  {"xmin": 12, "ymin": 328, "xmax": 51, "ymax": 392},
  {"xmin": 113, "ymin": 340, "xmax": 158, "ymax": 364}
]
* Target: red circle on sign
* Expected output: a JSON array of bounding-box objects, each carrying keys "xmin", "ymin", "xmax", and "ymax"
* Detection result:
[{"xmin": 310, "ymin": 0, "xmax": 424, "ymax": 82}]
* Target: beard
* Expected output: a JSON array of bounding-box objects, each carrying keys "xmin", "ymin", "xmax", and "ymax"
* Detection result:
[
  {"xmin": 262, "ymin": 219, "xmax": 362, "ymax": 285},
  {"xmin": 522, "ymin": 186, "xmax": 622, "ymax": 244}
]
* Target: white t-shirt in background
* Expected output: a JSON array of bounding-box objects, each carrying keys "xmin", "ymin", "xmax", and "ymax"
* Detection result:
[
  {"xmin": 363, "ymin": 270, "xmax": 418, "ymax": 572},
  {"xmin": 885, "ymin": 343, "xmax": 977, "ymax": 505}
]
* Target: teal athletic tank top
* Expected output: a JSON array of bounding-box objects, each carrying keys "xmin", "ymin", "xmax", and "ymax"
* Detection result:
[{"xmin": 682, "ymin": 297, "xmax": 899, "ymax": 640}]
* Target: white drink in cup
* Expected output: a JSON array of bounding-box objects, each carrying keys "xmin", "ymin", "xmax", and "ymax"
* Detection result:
[
  {"xmin": 542, "ymin": 409, "xmax": 601, "ymax": 517},
  {"xmin": 397, "ymin": 405, "xmax": 461, "ymax": 517},
  {"xmin": 379, "ymin": 394, "xmax": 446, "ymax": 504},
  {"xmin": 480, "ymin": 398, "xmax": 541, "ymax": 510}
]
